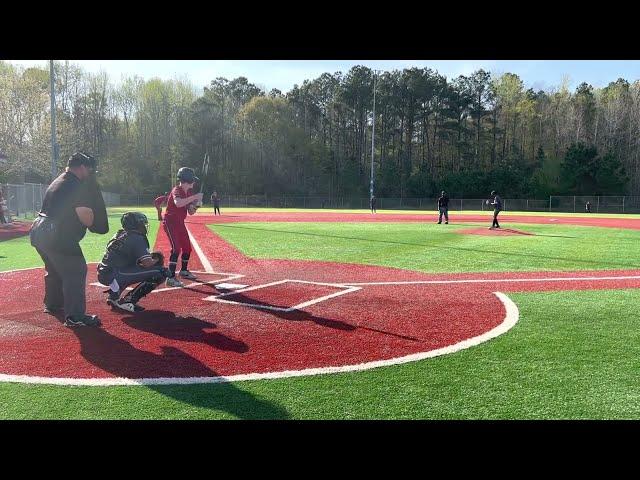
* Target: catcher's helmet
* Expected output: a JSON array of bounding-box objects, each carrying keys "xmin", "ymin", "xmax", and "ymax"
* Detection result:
[
  {"xmin": 177, "ymin": 167, "xmax": 198, "ymax": 184},
  {"xmin": 121, "ymin": 212, "xmax": 148, "ymax": 235}
]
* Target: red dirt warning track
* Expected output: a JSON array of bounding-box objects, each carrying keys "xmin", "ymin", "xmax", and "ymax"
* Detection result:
[{"xmin": 1, "ymin": 212, "xmax": 639, "ymax": 385}]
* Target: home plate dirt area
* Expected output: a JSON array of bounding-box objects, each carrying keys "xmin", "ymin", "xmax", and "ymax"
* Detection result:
[{"xmin": 2, "ymin": 212, "xmax": 640, "ymax": 385}]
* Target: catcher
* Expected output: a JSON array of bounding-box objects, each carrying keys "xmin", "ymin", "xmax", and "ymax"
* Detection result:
[{"xmin": 97, "ymin": 212, "xmax": 169, "ymax": 313}]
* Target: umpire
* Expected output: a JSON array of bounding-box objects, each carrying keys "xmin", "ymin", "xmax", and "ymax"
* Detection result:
[
  {"xmin": 437, "ymin": 190, "xmax": 449, "ymax": 224},
  {"xmin": 30, "ymin": 152, "xmax": 109, "ymax": 327}
]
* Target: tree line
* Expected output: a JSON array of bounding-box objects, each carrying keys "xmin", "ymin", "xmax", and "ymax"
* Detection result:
[{"xmin": 0, "ymin": 61, "xmax": 634, "ymax": 198}]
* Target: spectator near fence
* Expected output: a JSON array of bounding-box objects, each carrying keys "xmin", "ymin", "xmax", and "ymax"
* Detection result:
[
  {"xmin": 370, "ymin": 195, "xmax": 377, "ymax": 214},
  {"xmin": 585, "ymin": 201, "xmax": 592, "ymax": 213},
  {"xmin": 0, "ymin": 186, "xmax": 7, "ymax": 224}
]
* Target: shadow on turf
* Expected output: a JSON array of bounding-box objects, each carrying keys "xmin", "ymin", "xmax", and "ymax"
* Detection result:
[
  {"xmin": 121, "ymin": 311, "xmax": 248, "ymax": 352},
  {"xmin": 61, "ymin": 316, "xmax": 289, "ymax": 419},
  {"xmin": 224, "ymin": 291, "xmax": 424, "ymax": 342},
  {"xmin": 213, "ymin": 224, "xmax": 639, "ymax": 269}
]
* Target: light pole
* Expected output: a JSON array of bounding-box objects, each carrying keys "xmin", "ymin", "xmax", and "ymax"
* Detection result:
[
  {"xmin": 370, "ymin": 70, "xmax": 379, "ymax": 202},
  {"xmin": 49, "ymin": 60, "xmax": 58, "ymax": 182}
]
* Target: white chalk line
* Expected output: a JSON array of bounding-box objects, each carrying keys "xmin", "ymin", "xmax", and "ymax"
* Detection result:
[
  {"xmin": 0, "ymin": 291, "xmax": 518, "ymax": 386},
  {"xmin": 187, "ymin": 226, "xmax": 214, "ymax": 273},
  {"xmin": 204, "ymin": 279, "xmax": 361, "ymax": 312},
  {"xmin": 340, "ymin": 274, "xmax": 640, "ymax": 286}
]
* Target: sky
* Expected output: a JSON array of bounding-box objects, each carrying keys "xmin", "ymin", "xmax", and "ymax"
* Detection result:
[{"xmin": 6, "ymin": 60, "xmax": 640, "ymax": 93}]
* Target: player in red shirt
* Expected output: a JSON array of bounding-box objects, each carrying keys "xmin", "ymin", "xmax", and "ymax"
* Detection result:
[
  {"xmin": 153, "ymin": 192, "xmax": 169, "ymax": 221},
  {"xmin": 163, "ymin": 167, "xmax": 203, "ymax": 287}
]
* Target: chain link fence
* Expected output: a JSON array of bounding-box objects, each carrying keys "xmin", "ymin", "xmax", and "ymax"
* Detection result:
[
  {"xmin": 3, "ymin": 184, "xmax": 639, "ymax": 216},
  {"xmin": 0, "ymin": 183, "xmax": 121, "ymax": 220},
  {"xmin": 549, "ymin": 195, "xmax": 639, "ymax": 213}
]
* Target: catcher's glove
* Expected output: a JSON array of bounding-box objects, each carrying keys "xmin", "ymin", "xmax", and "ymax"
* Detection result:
[{"xmin": 151, "ymin": 251, "xmax": 165, "ymax": 266}]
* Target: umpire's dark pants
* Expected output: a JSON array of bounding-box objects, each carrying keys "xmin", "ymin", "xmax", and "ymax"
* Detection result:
[
  {"xmin": 30, "ymin": 217, "xmax": 87, "ymax": 318},
  {"xmin": 438, "ymin": 207, "xmax": 449, "ymax": 223}
]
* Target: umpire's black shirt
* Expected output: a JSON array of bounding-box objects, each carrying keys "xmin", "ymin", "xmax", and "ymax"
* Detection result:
[
  {"xmin": 40, "ymin": 171, "xmax": 92, "ymax": 255},
  {"xmin": 438, "ymin": 195, "xmax": 449, "ymax": 208}
]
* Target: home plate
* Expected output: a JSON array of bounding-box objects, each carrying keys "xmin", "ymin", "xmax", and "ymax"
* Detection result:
[{"xmin": 215, "ymin": 283, "xmax": 249, "ymax": 290}]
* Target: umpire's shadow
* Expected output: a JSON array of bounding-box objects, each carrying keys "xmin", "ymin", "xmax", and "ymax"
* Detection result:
[
  {"xmin": 69, "ymin": 324, "xmax": 288, "ymax": 419},
  {"xmin": 121, "ymin": 310, "xmax": 248, "ymax": 353}
]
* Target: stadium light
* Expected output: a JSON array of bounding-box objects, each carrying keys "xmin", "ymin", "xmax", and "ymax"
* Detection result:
[
  {"xmin": 370, "ymin": 70, "xmax": 379, "ymax": 201},
  {"xmin": 49, "ymin": 60, "xmax": 58, "ymax": 182}
]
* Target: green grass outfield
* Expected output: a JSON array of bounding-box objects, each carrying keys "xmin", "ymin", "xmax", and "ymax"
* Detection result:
[{"xmin": 2, "ymin": 207, "xmax": 640, "ymax": 419}]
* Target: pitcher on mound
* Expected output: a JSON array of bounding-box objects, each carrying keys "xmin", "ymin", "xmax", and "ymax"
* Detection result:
[{"xmin": 163, "ymin": 167, "xmax": 203, "ymax": 287}]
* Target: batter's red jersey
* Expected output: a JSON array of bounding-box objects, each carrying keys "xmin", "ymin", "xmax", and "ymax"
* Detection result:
[
  {"xmin": 164, "ymin": 186, "xmax": 193, "ymax": 223},
  {"xmin": 153, "ymin": 195, "xmax": 168, "ymax": 208}
]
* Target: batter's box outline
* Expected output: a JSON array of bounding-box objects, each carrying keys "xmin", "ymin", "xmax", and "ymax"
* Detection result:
[
  {"xmin": 90, "ymin": 272, "xmax": 245, "ymax": 294},
  {"xmin": 203, "ymin": 279, "xmax": 362, "ymax": 312}
]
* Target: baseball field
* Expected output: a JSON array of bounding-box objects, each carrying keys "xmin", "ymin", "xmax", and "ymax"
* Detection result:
[{"xmin": 1, "ymin": 207, "xmax": 640, "ymax": 419}]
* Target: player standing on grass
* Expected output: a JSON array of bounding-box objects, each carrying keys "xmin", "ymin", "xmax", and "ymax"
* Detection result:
[
  {"xmin": 437, "ymin": 190, "xmax": 449, "ymax": 224},
  {"xmin": 163, "ymin": 167, "xmax": 203, "ymax": 287},
  {"xmin": 153, "ymin": 192, "xmax": 169, "ymax": 221}
]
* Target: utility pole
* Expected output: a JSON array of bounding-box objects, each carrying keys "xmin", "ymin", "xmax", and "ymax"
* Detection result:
[
  {"xmin": 49, "ymin": 60, "xmax": 58, "ymax": 181},
  {"xmin": 370, "ymin": 70, "xmax": 379, "ymax": 202}
]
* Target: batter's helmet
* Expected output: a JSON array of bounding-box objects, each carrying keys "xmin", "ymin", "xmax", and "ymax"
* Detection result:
[
  {"xmin": 121, "ymin": 212, "xmax": 149, "ymax": 235},
  {"xmin": 177, "ymin": 167, "xmax": 198, "ymax": 183}
]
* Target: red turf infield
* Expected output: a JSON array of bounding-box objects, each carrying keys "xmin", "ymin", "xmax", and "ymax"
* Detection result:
[
  {"xmin": 1, "ymin": 212, "xmax": 640, "ymax": 384},
  {"xmin": 0, "ymin": 221, "xmax": 31, "ymax": 241}
]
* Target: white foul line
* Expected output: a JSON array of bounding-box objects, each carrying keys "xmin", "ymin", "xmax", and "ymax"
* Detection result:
[
  {"xmin": 340, "ymin": 274, "xmax": 640, "ymax": 286},
  {"xmin": 0, "ymin": 292, "xmax": 519, "ymax": 386},
  {"xmin": 187, "ymin": 226, "xmax": 214, "ymax": 273}
]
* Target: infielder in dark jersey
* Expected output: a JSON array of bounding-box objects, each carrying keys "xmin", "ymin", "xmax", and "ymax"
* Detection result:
[
  {"xmin": 437, "ymin": 191, "xmax": 449, "ymax": 224},
  {"xmin": 97, "ymin": 212, "xmax": 168, "ymax": 312},
  {"xmin": 489, "ymin": 190, "xmax": 502, "ymax": 229},
  {"xmin": 163, "ymin": 167, "xmax": 203, "ymax": 287}
]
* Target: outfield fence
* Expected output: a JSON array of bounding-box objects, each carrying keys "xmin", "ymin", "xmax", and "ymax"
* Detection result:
[{"xmin": 3, "ymin": 183, "xmax": 640, "ymax": 217}]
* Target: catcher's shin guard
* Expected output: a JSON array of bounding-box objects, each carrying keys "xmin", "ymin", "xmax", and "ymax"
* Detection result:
[{"xmin": 123, "ymin": 280, "xmax": 160, "ymax": 304}]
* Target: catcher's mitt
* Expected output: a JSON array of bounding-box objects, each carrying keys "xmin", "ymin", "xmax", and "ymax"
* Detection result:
[{"xmin": 151, "ymin": 251, "xmax": 165, "ymax": 266}]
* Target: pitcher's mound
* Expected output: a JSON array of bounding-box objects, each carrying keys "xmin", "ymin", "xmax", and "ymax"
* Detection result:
[{"xmin": 458, "ymin": 227, "xmax": 535, "ymax": 236}]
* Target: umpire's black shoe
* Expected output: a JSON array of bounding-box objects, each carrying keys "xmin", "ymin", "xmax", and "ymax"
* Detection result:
[{"xmin": 64, "ymin": 314, "xmax": 101, "ymax": 327}]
